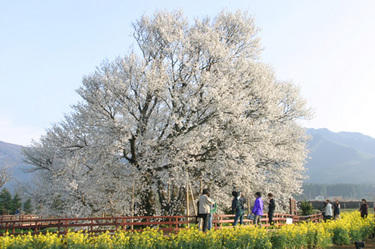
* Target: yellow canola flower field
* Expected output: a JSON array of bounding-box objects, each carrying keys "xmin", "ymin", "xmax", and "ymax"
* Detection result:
[{"xmin": 0, "ymin": 212, "xmax": 373, "ymax": 249}]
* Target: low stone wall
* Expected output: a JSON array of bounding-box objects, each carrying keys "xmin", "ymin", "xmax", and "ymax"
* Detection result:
[{"xmin": 309, "ymin": 200, "xmax": 374, "ymax": 210}]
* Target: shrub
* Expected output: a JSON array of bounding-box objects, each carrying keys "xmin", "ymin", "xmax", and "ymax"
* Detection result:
[
  {"xmin": 300, "ymin": 200, "xmax": 313, "ymax": 215},
  {"xmin": 331, "ymin": 226, "xmax": 351, "ymax": 245},
  {"xmin": 0, "ymin": 212, "xmax": 373, "ymax": 249}
]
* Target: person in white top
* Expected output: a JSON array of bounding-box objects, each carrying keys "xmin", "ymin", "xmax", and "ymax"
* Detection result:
[
  {"xmin": 198, "ymin": 189, "xmax": 214, "ymax": 232},
  {"xmin": 324, "ymin": 199, "xmax": 333, "ymax": 221}
]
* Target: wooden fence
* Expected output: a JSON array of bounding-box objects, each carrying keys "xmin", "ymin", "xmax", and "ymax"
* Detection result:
[{"xmin": 0, "ymin": 213, "xmax": 323, "ymax": 236}]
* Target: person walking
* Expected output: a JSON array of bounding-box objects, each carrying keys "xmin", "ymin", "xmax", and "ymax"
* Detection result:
[
  {"xmin": 252, "ymin": 192, "xmax": 264, "ymax": 226},
  {"xmin": 333, "ymin": 200, "xmax": 341, "ymax": 219},
  {"xmin": 232, "ymin": 191, "xmax": 245, "ymax": 226},
  {"xmin": 198, "ymin": 189, "xmax": 214, "ymax": 232},
  {"xmin": 267, "ymin": 193, "xmax": 276, "ymax": 225},
  {"xmin": 359, "ymin": 199, "xmax": 368, "ymax": 218},
  {"xmin": 324, "ymin": 200, "xmax": 333, "ymax": 221}
]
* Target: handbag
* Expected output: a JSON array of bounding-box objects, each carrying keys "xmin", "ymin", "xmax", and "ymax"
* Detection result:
[{"xmin": 247, "ymin": 213, "xmax": 254, "ymax": 220}]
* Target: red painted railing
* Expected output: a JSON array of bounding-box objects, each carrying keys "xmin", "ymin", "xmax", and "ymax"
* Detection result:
[{"xmin": 0, "ymin": 213, "xmax": 323, "ymax": 236}]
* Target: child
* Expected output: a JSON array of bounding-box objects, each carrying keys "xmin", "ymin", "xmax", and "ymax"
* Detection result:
[{"xmin": 267, "ymin": 193, "xmax": 275, "ymax": 225}]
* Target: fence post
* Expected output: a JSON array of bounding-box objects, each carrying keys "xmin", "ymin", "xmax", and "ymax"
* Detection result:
[
  {"xmin": 35, "ymin": 220, "xmax": 38, "ymax": 233},
  {"xmin": 289, "ymin": 198, "xmax": 297, "ymax": 215},
  {"xmin": 123, "ymin": 218, "xmax": 127, "ymax": 231},
  {"xmin": 64, "ymin": 220, "xmax": 68, "ymax": 234},
  {"xmin": 213, "ymin": 214, "xmax": 217, "ymax": 229}
]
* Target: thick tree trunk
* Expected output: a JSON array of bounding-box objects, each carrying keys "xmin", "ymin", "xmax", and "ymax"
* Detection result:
[
  {"xmin": 137, "ymin": 174, "xmax": 156, "ymax": 216},
  {"xmin": 157, "ymin": 180, "xmax": 186, "ymax": 215}
]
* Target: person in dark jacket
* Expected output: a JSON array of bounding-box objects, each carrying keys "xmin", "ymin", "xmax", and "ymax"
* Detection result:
[
  {"xmin": 321, "ymin": 201, "xmax": 327, "ymax": 219},
  {"xmin": 359, "ymin": 199, "xmax": 368, "ymax": 218},
  {"xmin": 267, "ymin": 193, "xmax": 276, "ymax": 225},
  {"xmin": 333, "ymin": 200, "xmax": 341, "ymax": 219},
  {"xmin": 232, "ymin": 191, "xmax": 245, "ymax": 226}
]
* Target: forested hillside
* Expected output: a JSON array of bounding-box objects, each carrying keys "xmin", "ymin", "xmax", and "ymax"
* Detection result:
[
  {"xmin": 1, "ymin": 128, "xmax": 375, "ymax": 200},
  {"xmin": 306, "ymin": 128, "xmax": 375, "ymax": 184}
]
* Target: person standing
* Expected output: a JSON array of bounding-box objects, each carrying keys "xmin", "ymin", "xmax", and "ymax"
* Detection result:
[
  {"xmin": 208, "ymin": 202, "xmax": 217, "ymax": 230},
  {"xmin": 252, "ymin": 192, "xmax": 264, "ymax": 226},
  {"xmin": 324, "ymin": 200, "xmax": 333, "ymax": 221},
  {"xmin": 267, "ymin": 193, "xmax": 276, "ymax": 225},
  {"xmin": 198, "ymin": 189, "xmax": 214, "ymax": 232},
  {"xmin": 359, "ymin": 199, "xmax": 368, "ymax": 218},
  {"xmin": 232, "ymin": 191, "xmax": 245, "ymax": 226},
  {"xmin": 333, "ymin": 200, "xmax": 341, "ymax": 219},
  {"xmin": 321, "ymin": 201, "xmax": 326, "ymax": 219}
]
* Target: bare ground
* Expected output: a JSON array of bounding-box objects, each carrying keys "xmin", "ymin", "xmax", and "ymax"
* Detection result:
[{"xmin": 331, "ymin": 239, "xmax": 375, "ymax": 248}]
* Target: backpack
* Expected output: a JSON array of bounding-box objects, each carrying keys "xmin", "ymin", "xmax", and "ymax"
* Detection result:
[{"xmin": 232, "ymin": 198, "xmax": 237, "ymax": 213}]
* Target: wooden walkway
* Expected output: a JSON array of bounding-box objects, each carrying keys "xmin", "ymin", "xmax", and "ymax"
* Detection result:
[{"xmin": 0, "ymin": 213, "xmax": 322, "ymax": 236}]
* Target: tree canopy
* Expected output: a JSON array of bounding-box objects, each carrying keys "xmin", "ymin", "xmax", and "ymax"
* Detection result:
[
  {"xmin": 24, "ymin": 10, "xmax": 310, "ymax": 216},
  {"xmin": 0, "ymin": 167, "xmax": 9, "ymax": 188},
  {"xmin": 0, "ymin": 188, "xmax": 29, "ymax": 215}
]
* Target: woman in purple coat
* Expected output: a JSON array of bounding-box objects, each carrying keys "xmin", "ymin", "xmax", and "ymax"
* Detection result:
[{"xmin": 252, "ymin": 192, "xmax": 264, "ymax": 226}]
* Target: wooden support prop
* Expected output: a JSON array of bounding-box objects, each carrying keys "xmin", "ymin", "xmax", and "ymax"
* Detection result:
[
  {"xmin": 199, "ymin": 179, "xmax": 203, "ymax": 194},
  {"xmin": 186, "ymin": 173, "xmax": 190, "ymax": 228},
  {"xmin": 189, "ymin": 182, "xmax": 197, "ymax": 215},
  {"xmin": 247, "ymin": 197, "xmax": 251, "ymax": 215},
  {"xmin": 167, "ymin": 183, "xmax": 170, "ymax": 203},
  {"xmin": 131, "ymin": 179, "xmax": 135, "ymax": 230}
]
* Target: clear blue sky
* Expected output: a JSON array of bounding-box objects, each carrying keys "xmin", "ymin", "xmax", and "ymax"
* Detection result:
[{"xmin": 1, "ymin": 0, "xmax": 375, "ymax": 145}]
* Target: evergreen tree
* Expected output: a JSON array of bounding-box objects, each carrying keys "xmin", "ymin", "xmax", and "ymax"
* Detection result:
[
  {"xmin": 23, "ymin": 199, "xmax": 33, "ymax": 214},
  {"xmin": 0, "ymin": 188, "xmax": 12, "ymax": 214},
  {"xmin": 11, "ymin": 193, "xmax": 22, "ymax": 214}
]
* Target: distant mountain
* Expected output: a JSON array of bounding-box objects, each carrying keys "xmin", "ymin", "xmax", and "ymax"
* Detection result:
[
  {"xmin": 1, "ymin": 128, "xmax": 375, "ymax": 191},
  {"xmin": 306, "ymin": 128, "xmax": 375, "ymax": 184},
  {"xmin": 0, "ymin": 141, "xmax": 34, "ymax": 193}
]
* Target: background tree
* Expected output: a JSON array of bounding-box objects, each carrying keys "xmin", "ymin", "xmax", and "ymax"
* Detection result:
[
  {"xmin": 24, "ymin": 10, "xmax": 310, "ymax": 216},
  {"xmin": 10, "ymin": 193, "xmax": 22, "ymax": 214},
  {"xmin": 0, "ymin": 167, "xmax": 9, "ymax": 188},
  {"xmin": 299, "ymin": 200, "xmax": 313, "ymax": 215},
  {"xmin": 300, "ymin": 183, "xmax": 375, "ymax": 200},
  {"xmin": 0, "ymin": 188, "xmax": 12, "ymax": 215},
  {"xmin": 23, "ymin": 199, "xmax": 33, "ymax": 214}
]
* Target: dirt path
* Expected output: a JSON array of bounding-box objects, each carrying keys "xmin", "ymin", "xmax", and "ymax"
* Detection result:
[{"xmin": 331, "ymin": 239, "xmax": 375, "ymax": 248}]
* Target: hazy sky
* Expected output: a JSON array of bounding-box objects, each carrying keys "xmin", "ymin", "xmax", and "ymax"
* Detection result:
[{"xmin": 1, "ymin": 0, "xmax": 375, "ymax": 145}]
